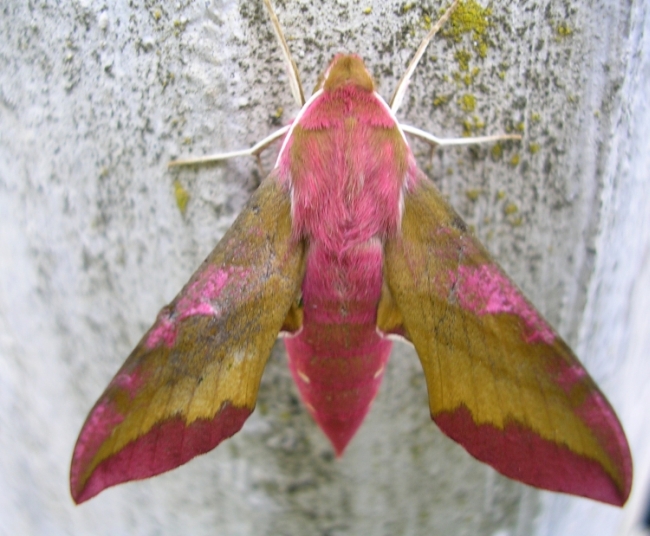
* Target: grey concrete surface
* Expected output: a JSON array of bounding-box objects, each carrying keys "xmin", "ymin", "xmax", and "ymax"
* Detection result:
[{"xmin": 0, "ymin": 0, "xmax": 648, "ymax": 534}]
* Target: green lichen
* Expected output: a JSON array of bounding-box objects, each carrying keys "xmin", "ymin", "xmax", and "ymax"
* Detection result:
[
  {"xmin": 402, "ymin": 2, "xmax": 416, "ymax": 13},
  {"xmin": 444, "ymin": 0, "xmax": 492, "ymax": 55},
  {"xmin": 454, "ymin": 49, "xmax": 472, "ymax": 72},
  {"xmin": 504, "ymin": 202, "xmax": 518, "ymax": 215},
  {"xmin": 446, "ymin": 0, "xmax": 492, "ymax": 43},
  {"xmin": 459, "ymin": 93, "xmax": 476, "ymax": 112},
  {"xmin": 556, "ymin": 22, "xmax": 573, "ymax": 37},
  {"xmin": 465, "ymin": 189, "xmax": 481, "ymax": 201},
  {"xmin": 461, "ymin": 115, "xmax": 485, "ymax": 136},
  {"xmin": 433, "ymin": 94, "xmax": 450, "ymax": 107},
  {"xmin": 491, "ymin": 143, "xmax": 503, "ymax": 160},
  {"xmin": 441, "ymin": 0, "xmax": 493, "ymax": 87},
  {"xmin": 174, "ymin": 179, "xmax": 190, "ymax": 215},
  {"xmin": 453, "ymin": 69, "xmax": 479, "ymax": 87}
]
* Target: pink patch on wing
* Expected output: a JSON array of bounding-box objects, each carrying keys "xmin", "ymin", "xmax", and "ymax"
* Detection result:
[
  {"xmin": 71, "ymin": 404, "xmax": 251, "ymax": 504},
  {"xmin": 434, "ymin": 405, "xmax": 629, "ymax": 506},
  {"xmin": 145, "ymin": 265, "xmax": 248, "ymax": 349},
  {"xmin": 175, "ymin": 265, "xmax": 230, "ymax": 320},
  {"xmin": 547, "ymin": 361, "xmax": 588, "ymax": 394},
  {"xmin": 454, "ymin": 264, "xmax": 555, "ymax": 344},
  {"xmin": 111, "ymin": 370, "xmax": 145, "ymax": 398},
  {"xmin": 146, "ymin": 314, "xmax": 177, "ymax": 348}
]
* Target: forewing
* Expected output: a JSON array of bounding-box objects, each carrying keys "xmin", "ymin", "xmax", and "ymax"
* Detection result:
[
  {"xmin": 379, "ymin": 176, "xmax": 632, "ymax": 505},
  {"xmin": 70, "ymin": 176, "xmax": 304, "ymax": 503}
]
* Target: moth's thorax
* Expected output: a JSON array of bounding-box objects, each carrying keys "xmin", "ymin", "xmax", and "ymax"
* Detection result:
[{"xmin": 279, "ymin": 54, "xmax": 416, "ymax": 253}]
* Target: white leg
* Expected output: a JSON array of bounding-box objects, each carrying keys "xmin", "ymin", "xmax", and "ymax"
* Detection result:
[
  {"xmin": 168, "ymin": 125, "xmax": 291, "ymax": 168},
  {"xmin": 400, "ymin": 124, "xmax": 522, "ymax": 147}
]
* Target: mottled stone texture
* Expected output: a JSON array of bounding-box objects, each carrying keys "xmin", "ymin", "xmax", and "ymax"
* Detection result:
[{"xmin": 0, "ymin": 0, "xmax": 648, "ymax": 534}]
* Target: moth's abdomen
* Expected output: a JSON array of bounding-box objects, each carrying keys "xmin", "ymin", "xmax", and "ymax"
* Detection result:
[{"xmin": 284, "ymin": 243, "xmax": 391, "ymax": 454}]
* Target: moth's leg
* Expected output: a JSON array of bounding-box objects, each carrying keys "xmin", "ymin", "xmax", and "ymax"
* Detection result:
[
  {"xmin": 390, "ymin": 0, "xmax": 460, "ymax": 113},
  {"xmin": 400, "ymin": 124, "xmax": 521, "ymax": 148},
  {"xmin": 263, "ymin": 0, "xmax": 305, "ymax": 107},
  {"xmin": 168, "ymin": 125, "xmax": 290, "ymax": 169}
]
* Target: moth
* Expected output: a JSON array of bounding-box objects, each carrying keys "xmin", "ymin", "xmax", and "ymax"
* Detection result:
[{"xmin": 70, "ymin": 0, "xmax": 632, "ymax": 505}]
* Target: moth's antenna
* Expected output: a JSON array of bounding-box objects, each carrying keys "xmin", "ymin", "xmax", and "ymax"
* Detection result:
[
  {"xmin": 390, "ymin": 0, "xmax": 460, "ymax": 113},
  {"xmin": 263, "ymin": 0, "xmax": 306, "ymax": 107}
]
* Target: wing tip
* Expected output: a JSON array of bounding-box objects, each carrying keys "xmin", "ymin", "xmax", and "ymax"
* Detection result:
[
  {"xmin": 434, "ymin": 405, "xmax": 632, "ymax": 506},
  {"xmin": 70, "ymin": 404, "xmax": 252, "ymax": 504}
]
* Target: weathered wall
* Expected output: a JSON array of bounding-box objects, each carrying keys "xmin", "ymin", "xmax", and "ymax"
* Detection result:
[{"xmin": 0, "ymin": 0, "xmax": 648, "ymax": 534}]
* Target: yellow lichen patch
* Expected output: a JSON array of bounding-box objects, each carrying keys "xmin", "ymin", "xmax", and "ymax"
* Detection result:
[
  {"xmin": 509, "ymin": 216, "xmax": 523, "ymax": 227},
  {"xmin": 363, "ymin": 6, "xmax": 372, "ymax": 15},
  {"xmin": 402, "ymin": 2, "xmax": 415, "ymax": 13},
  {"xmin": 174, "ymin": 179, "xmax": 190, "ymax": 215},
  {"xmin": 459, "ymin": 93, "xmax": 476, "ymax": 112},
  {"xmin": 556, "ymin": 22, "xmax": 573, "ymax": 37},
  {"xmin": 153, "ymin": 9, "xmax": 162, "ymax": 21},
  {"xmin": 271, "ymin": 106, "xmax": 284, "ymax": 121},
  {"xmin": 440, "ymin": 1, "xmax": 493, "ymax": 87},
  {"xmin": 465, "ymin": 188, "xmax": 481, "ymax": 201},
  {"xmin": 515, "ymin": 122, "xmax": 525, "ymax": 132},
  {"xmin": 531, "ymin": 112, "xmax": 541, "ymax": 123},
  {"xmin": 528, "ymin": 143, "xmax": 540, "ymax": 154},
  {"xmin": 509, "ymin": 153, "xmax": 520, "ymax": 166},
  {"xmin": 496, "ymin": 190, "xmax": 506, "ymax": 200},
  {"xmin": 453, "ymin": 67, "xmax": 480, "ymax": 87},
  {"xmin": 454, "ymin": 49, "xmax": 472, "ymax": 72},
  {"xmin": 461, "ymin": 116, "xmax": 484, "ymax": 136},
  {"xmin": 444, "ymin": 0, "xmax": 492, "ymax": 56},
  {"xmin": 491, "ymin": 143, "xmax": 503, "ymax": 160},
  {"xmin": 504, "ymin": 202, "xmax": 518, "ymax": 215},
  {"xmin": 446, "ymin": 0, "xmax": 491, "ymax": 41},
  {"xmin": 173, "ymin": 18, "xmax": 187, "ymax": 32},
  {"xmin": 433, "ymin": 94, "xmax": 450, "ymax": 107}
]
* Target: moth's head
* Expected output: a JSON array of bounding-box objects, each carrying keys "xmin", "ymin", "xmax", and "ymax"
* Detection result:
[{"xmin": 313, "ymin": 54, "xmax": 375, "ymax": 94}]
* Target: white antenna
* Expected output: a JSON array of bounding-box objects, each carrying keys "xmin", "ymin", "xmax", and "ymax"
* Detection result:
[
  {"xmin": 390, "ymin": 0, "xmax": 461, "ymax": 113},
  {"xmin": 262, "ymin": 0, "xmax": 306, "ymax": 107}
]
